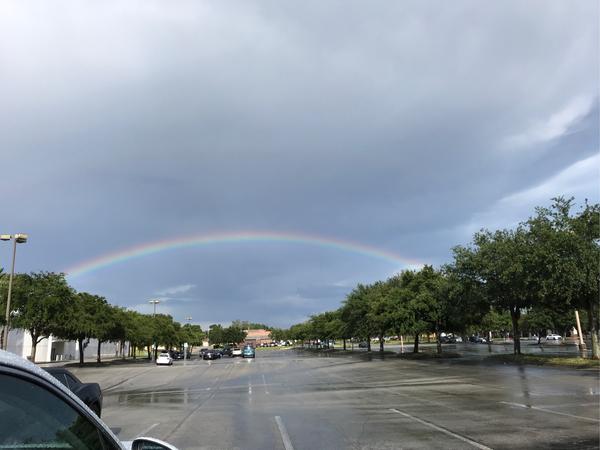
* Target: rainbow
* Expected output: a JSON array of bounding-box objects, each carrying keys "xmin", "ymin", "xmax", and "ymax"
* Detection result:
[{"xmin": 64, "ymin": 231, "xmax": 422, "ymax": 278}]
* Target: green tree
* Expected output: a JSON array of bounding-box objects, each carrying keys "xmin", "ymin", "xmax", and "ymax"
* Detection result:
[
  {"xmin": 208, "ymin": 324, "xmax": 224, "ymax": 346},
  {"xmin": 452, "ymin": 227, "xmax": 537, "ymax": 355},
  {"xmin": 5, "ymin": 272, "xmax": 74, "ymax": 361},
  {"xmin": 93, "ymin": 302, "xmax": 125, "ymax": 363},
  {"xmin": 222, "ymin": 326, "xmax": 247, "ymax": 345},
  {"xmin": 53, "ymin": 292, "xmax": 105, "ymax": 364},
  {"xmin": 340, "ymin": 284, "xmax": 376, "ymax": 351},
  {"xmin": 530, "ymin": 198, "xmax": 599, "ymax": 359}
]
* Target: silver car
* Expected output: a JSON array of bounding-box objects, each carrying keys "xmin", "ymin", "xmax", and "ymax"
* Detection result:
[{"xmin": 0, "ymin": 349, "xmax": 179, "ymax": 450}]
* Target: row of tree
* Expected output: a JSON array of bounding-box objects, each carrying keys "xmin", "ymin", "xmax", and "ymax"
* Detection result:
[
  {"xmin": 0, "ymin": 274, "xmax": 205, "ymax": 363},
  {"xmin": 280, "ymin": 198, "xmax": 600, "ymax": 358}
]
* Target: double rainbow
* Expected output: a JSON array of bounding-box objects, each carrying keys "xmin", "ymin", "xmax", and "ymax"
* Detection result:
[{"xmin": 64, "ymin": 230, "xmax": 421, "ymax": 277}]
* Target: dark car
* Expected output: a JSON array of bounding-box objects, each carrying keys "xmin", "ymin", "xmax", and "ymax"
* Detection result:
[
  {"xmin": 358, "ymin": 342, "xmax": 369, "ymax": 348},
  {"xmin": 221, "ymin": 347, "xmax": 233, "ymax": 357},
  {"xmin": 203, "ymin": 349, "xmax": 222, "ymax": 360},
  {"xmin": 43, "ymin": 367, "xmax": 103, "ymax": 417},
  {"xmin": 468, "ymin": 336, "xmax": 487, "ymax": 344},
  {"xmin": 169, "ymin": 350, "xmax": 184, "ymax": 360}
]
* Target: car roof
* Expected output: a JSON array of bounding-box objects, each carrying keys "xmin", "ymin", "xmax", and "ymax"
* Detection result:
[{"xmin": 0, "ymin": 349, "xmax": 123, "ymax": 448}]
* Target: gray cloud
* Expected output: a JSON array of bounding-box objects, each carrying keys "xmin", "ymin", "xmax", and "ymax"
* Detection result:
[{"xmin": 0, "ymin": 1, "xmax": 597, "ymax": 327}]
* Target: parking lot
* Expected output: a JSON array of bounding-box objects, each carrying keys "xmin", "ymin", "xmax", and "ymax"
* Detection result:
[{"xmin": 68, "ymin": 349, "xmax": 599, "ymax": 450}]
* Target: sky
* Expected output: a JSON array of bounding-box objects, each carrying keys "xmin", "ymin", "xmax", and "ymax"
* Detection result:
[{"xmin": 0, "ymin": 1, "xmax": 598, "ymax": 330}]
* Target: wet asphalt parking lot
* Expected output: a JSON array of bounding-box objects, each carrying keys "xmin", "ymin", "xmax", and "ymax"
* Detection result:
[{"xmin": 68, "ymin": 349, "xmax": 599, "ymax": 450}]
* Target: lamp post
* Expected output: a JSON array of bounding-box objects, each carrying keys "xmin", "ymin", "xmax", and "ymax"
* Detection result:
[
  {"xmin": 149, "ymin": 299, "xmax": 160, "ymax": 361},
  {"xmin": 1, "ymin": 233, "xmax": 28, "ymax": 351},
  {"xmin": 184, "ymin": 316, "xmax": 192, "ymax": 363}
]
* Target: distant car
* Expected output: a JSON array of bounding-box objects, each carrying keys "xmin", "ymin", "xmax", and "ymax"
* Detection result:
[
  {"xmin": 44, "ymin": 367, "xmax": 103, "ymax": 417},
  {"xmin": 545, "ymin": 334, "xmax": 562, "ymax": 341},
  {"xmin": 221, "ymin": 347, "xmax": 233, "ymax": 357},
  {"xmin": 358, "ymin": 342, "xmax": 368, "ymax": 348},
  {"xmin": 203, "ymin": 349, "xmax": 222, "ymax": 360},
  {"xmin": 156, "ymin": 353, "xmax": 173, "ymax": 365},
  {"xmin": 242, "ymin": 346, "xmax": 255, "ymax": 358},
  {"xmin": 469, "ymin": 336, "xmax": 487, "ymax": 344},
  {"xmin": 199, "ymin": 348, "xmax": 209, "ymax": 357},
  {"xmin": 169, "ymin": 350, "xmax": 184, "ymax": 360},
  {"xmin": 232, "ymin": 347, "xmax": 242, "ymax": 357}
]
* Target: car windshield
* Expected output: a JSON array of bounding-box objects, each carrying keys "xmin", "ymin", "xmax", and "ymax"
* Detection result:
[{"xmin": 1, "ymin": 3, "xmax": 598, "ymax": 450}]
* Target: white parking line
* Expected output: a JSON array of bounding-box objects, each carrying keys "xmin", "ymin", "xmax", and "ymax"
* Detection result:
[
  {"xmin": 262, "ymin": 374, "xmax": 270, "ymax": 394},
  {"xmin": 499, "ymin": 402, "xmax": 600, "ymax": 423},
  {"xmin": 389, "ymin": 409, "xmax": 492, "ymax": 450},
  {"xmin": 275, "ymin": 416, "xmax": 294, "ymax": 450},
  {"xmin": 137, "ymin": 422, "xmax": 159, "ymax": 437}
]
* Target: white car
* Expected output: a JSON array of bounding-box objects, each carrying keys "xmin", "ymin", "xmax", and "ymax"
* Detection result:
[
  {"xmin": 545, "ymin": 334, "xmax": 562, "ymax": 341},
  {"xmin": 232, "ymin": 348, "xmax": 242, "ymax": 357},
  {"xmin": 156, "ymin": 352, "xmax": 173, "ymax": 365}
]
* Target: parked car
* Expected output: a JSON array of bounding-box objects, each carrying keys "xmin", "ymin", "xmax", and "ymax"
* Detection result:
[
  {"xmin": 545, "ymin": 334, "xmax": 563, "ymax": 341},
  {"xmin": 358, "ymin": 342, "xmax": 369, "ymax": 348},
  {"xmin": 156, "ymin": 353, "xmax": 173, "ymax": 365},
  {"xmin": 169, "ymin": 350, "xmax": 183, "ymax": 360},
  {"xmin": 469, "ymin": 336, "xmax": 487, "ymax": 344},
  {"xmin": 199, "ymin": 348, "xmax": 209, "ymax": 357},
  {"xmin": 232, "ymin": 347, "xmax": 242, "ymax": 357},
  {"xmin": 1, "ymin": 349, "xmax": 179, "ymax": 450},
  {"xmin": 44, "ymin": 367, "xmax": 103, "ymax": 417},
  {"xmin": 203, "ymin": 349, "xmax": 222, "ymax": 360},
  {"xmin": 221, "ymin": 347, "xmax": 233, "ymax": 357},
  {"xmin": 242, "ymin": 346, "xmax": 256, "ymax": 358}
]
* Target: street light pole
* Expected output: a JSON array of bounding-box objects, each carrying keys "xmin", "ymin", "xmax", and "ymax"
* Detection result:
[
  {"xmin": 149, "ymin": 299, "xmax": 160, "ymax": 361},
  {"xmin": 184, "ymin": 316, "xmax": 192, "ymax": 364},
  {"xmin": 1, "ymin": 234, "xmax": 27, "ymax": 351}
]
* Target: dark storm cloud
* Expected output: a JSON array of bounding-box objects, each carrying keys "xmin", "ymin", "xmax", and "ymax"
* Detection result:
[{"xmin": 0, "ymin": 1, "xmax": 597, "ymax": 326}]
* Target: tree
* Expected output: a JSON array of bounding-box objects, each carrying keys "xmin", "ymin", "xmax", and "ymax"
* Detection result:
[
  {"xmin": 53, "ymin": 292, "xmax": 104, "ymax": 364},
  {"xmin": 452, "ymin": 227, "xmax": 537, "ymax": 355},
  {"xmin": 208, "ymin": 324, "xmax": 224, "ymax": 346},
  {"xmin": 527, "ymin": 197, "xmax": 600, "ymax": 358},
  {"xmin": 179, "ymin": 323, "xmax": 204, "ymax": 348},
  {"xmin": 92, "ymin": 302, "xmax": 125, "ymax": 363},
  {"xmin": 340, "ymin": 284, "xmax": 376, "ymax": 351},
  {"xmin": 222, "ymin": 326, "xmax": 246, "ymax": 345},
  {"xmin": 4, "ymin": 272, "xmax": 74, "ymax": 361}
]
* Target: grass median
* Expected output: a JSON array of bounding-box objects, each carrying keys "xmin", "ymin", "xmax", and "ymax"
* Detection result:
[{"xmin": 488, "ymin": 354, "xmax": 600, "ymax": 369}]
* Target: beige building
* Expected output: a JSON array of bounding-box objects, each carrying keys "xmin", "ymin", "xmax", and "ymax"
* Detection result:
[{"xmin": 244, "ymin": 329, "xmax": 271, "ymax": 346}]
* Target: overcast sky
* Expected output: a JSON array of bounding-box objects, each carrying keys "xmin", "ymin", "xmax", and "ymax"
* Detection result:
[{"xmin": 1, "ymin": 1, "xmax": 598, "ymax": 329}]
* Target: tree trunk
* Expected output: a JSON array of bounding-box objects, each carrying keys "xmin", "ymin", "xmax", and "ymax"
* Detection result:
[
  {"xmin": 413, "ymin": 333, "xmax": 420, "ymax": 353},
  {"xmin": 435, "ymin": 323, "xmax": 442, "ymax": 354},
  {"xmin": 343, "ymin": 338, "xmax": 346, "ymax": 351},
  {"xmin": 78, "ymin": 337, "xmax": 85, "ymax": 364},
  {"xmin": 147, "ymin": 345, "xmax": 151, "ymax": 359},
  {"xmin": 97, "ymin": 341, "xmax": 102, "ymax": 363},
  {"xmin": 379, "ymin": 334, "xmax": 384, "ymax": 352},
  {"xmin": 510, "ymin": 306, "xmax": 521, "ymax": 355},
  {"xmin": 587, "ymin": 300, "xmax": 599, "ymax": 359},
  {"xmin": 366, "ymin": 336, "xmax": 371, "ymax": 352},
  {"xmin": 30, "ymin": 333, "xmax": 38, "ymax": 362}
]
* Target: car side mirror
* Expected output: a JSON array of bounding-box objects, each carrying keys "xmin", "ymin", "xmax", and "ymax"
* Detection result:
[{"xmin": 130, "ymin": 437, "xmax": 179, "ymax": 450}]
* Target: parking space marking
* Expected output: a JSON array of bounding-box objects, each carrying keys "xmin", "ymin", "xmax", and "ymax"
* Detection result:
[
  {"xmin": 137, "ymin": 423, "xmax": 159, "ymax": 437},
  {"xmin": 275, "ymin": 416, "xmax": 295, "ymax": 450},
  {"xmin": 499, "ymin": 402, "xmax": 600, "ymax": 423},
  {"xmin": 389, "ymin": 409, "xmax": 493, "ymax": 450},
  {"xmin": 262, "ymin": 374, "xmax": 270, "ymax": 394}
]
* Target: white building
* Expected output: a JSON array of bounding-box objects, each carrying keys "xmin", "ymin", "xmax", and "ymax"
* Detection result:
[{"xmin": 5, "ymin": 328, "xmax": 125, "ymax": 363}]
